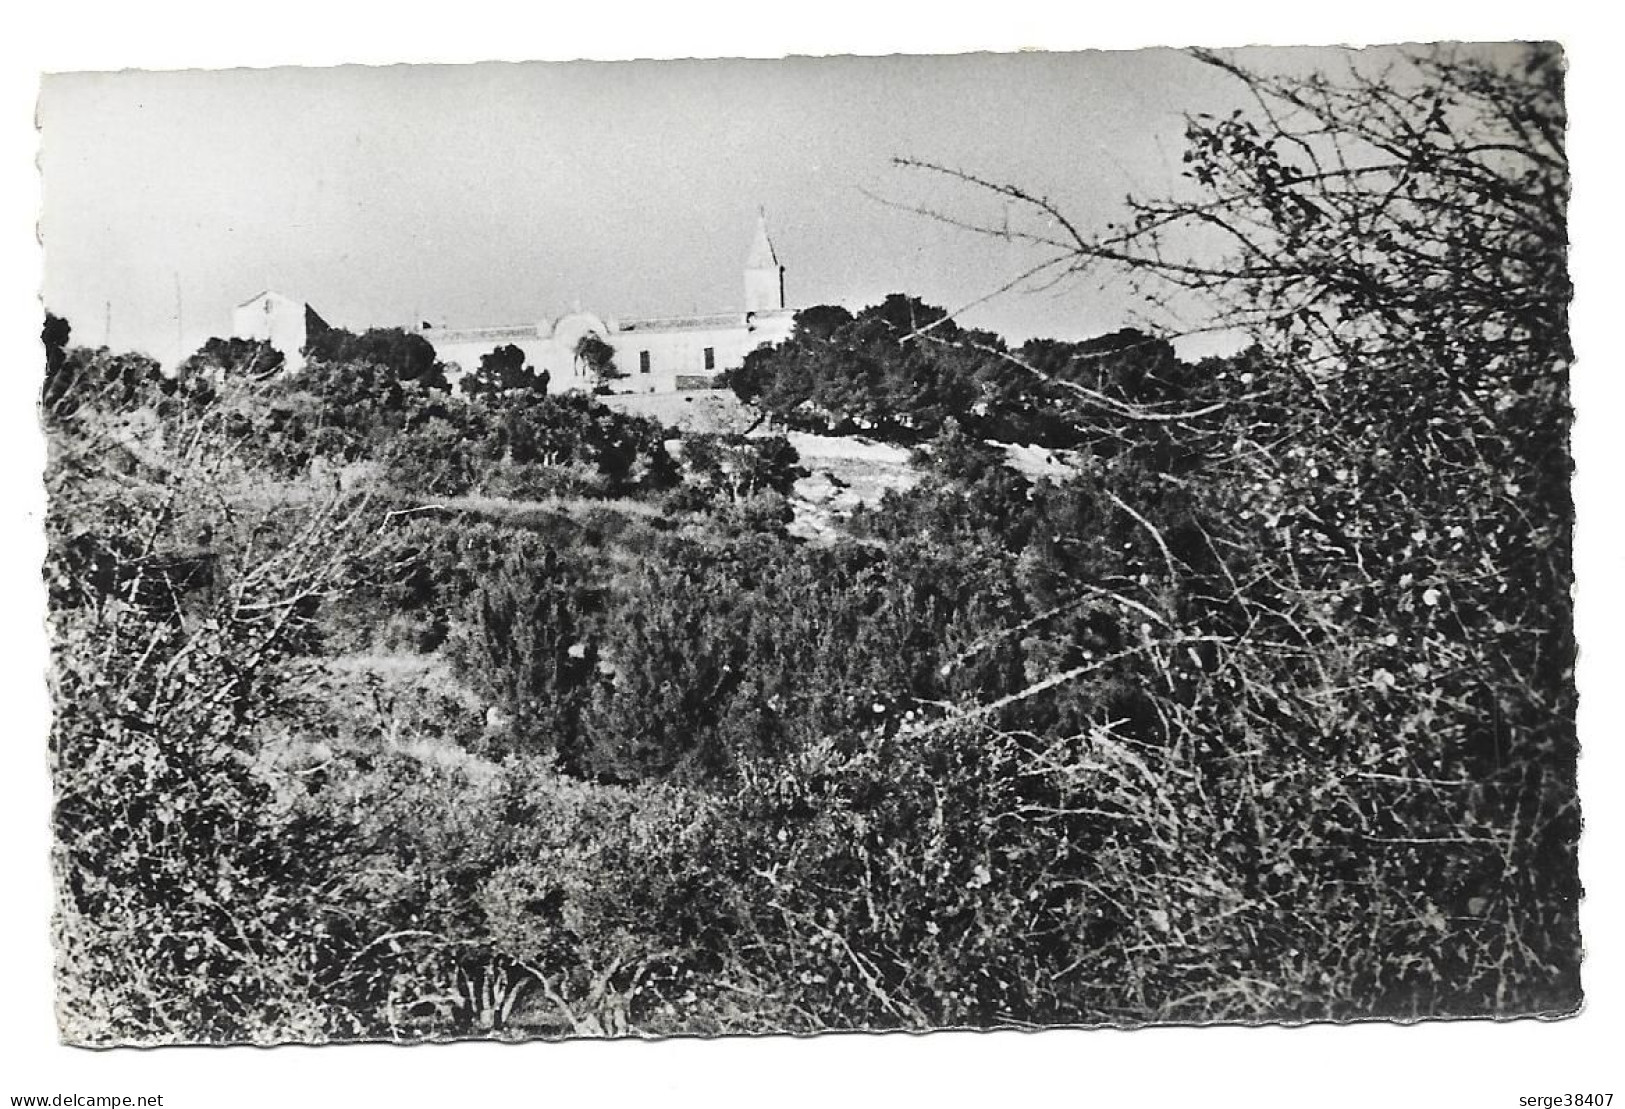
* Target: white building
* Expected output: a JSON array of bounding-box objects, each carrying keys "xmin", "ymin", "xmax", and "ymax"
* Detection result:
[
  {"xmin": 229, "ymin": 291, "xmax": 327, "ymax": 373},
  {"xmin": 420, "ymin": 212, "xmax": 796, "ymax": 393}
]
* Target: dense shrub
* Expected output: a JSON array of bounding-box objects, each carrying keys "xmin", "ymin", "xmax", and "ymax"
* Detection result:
[
  {"xmin": 46, "ymin": 399, "xmax": 374, "ymax": 1041},
  {"xmin": 303, "ymin": 324, "xmax": 448, "ymax": 390}
]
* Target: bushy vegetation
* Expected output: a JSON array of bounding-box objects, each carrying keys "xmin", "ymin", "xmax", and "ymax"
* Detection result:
[
  {"xmin": 725, "ymin": 294, "xmax": 1191, "ymax": 450},
  {"xmin": 44, "ymin": 43, "xmax": 1578, "ymax": 1045},
  {"xmin": 460, "ymin": 343, "xmax": 550, "ymax": 398}
]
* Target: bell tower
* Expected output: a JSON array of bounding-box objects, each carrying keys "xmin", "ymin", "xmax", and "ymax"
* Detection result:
[{"xmin": 743, "ymin": 209, "xmax": 785, "ymax": 313}]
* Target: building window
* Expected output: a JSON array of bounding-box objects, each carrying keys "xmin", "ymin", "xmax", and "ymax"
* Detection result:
[
  {"xmin": 703, "ymin": 347, "xmax": 715, "ymax": 371},
  {"xmin": 639, "ymin": 350, "xmax": 651, "ymax": 374}
]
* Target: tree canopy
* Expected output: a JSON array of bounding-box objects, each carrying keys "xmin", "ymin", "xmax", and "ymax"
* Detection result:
[
  {"xmin": 179, "ymin": 336, "xmax": 286, "ymax": 381},
  {"xmin": 573, "ymin": 333, "xmax": 621, "ymax": 391},
  {"xmin": 460, "ymin": 343, "xmax": 549, "ymax": 397},
  {"xmin": 304, "ymin": 324, "xmax": 449, "ymax": 391}
]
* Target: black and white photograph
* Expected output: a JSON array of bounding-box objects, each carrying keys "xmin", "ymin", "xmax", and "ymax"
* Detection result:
[{"xmin": 8, "ymin": 5, "xmax": 1621, "ymax": 1104}]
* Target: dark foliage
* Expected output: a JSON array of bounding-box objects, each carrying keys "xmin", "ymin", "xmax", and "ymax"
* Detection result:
[
  {"xmin": 461, "ymin": 344, "xmax": 549, "ymax": 398},
  {"xmin": 179, "ymin": 336, "xmax": 286, "ymax": 381},
  {"xmin": 43, "ymin": 312, "xmax": 71, "ymax": 379},
  {"xmin": 729, "ymin": 298, "xmax": 1203, "ymax": 452},
  {"xmin": 41, "ymin": 344, "xmax": 173, "ymax": 422},
  {"xmin": 574, "ymin": 333, "xmax": 622, "ymax": 391},
  {"xmin": 304, "ymin": 325, "xmax": 449, "ymax": 391}
]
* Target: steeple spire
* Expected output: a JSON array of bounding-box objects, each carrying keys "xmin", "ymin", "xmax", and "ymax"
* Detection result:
[{"xmin": 744, "ymin": 208, "xmax": 785, "ymax": 312}]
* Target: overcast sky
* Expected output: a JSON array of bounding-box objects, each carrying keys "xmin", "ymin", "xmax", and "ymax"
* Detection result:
[{"xmin": 39, "ymin": 47, "xmax": 1364, "ymax": 364}]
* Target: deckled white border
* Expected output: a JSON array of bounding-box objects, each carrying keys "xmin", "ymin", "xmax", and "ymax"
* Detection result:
[{"xmin": 4, "ymin": 4, "xmax": 1619, "ymax": 1107}]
